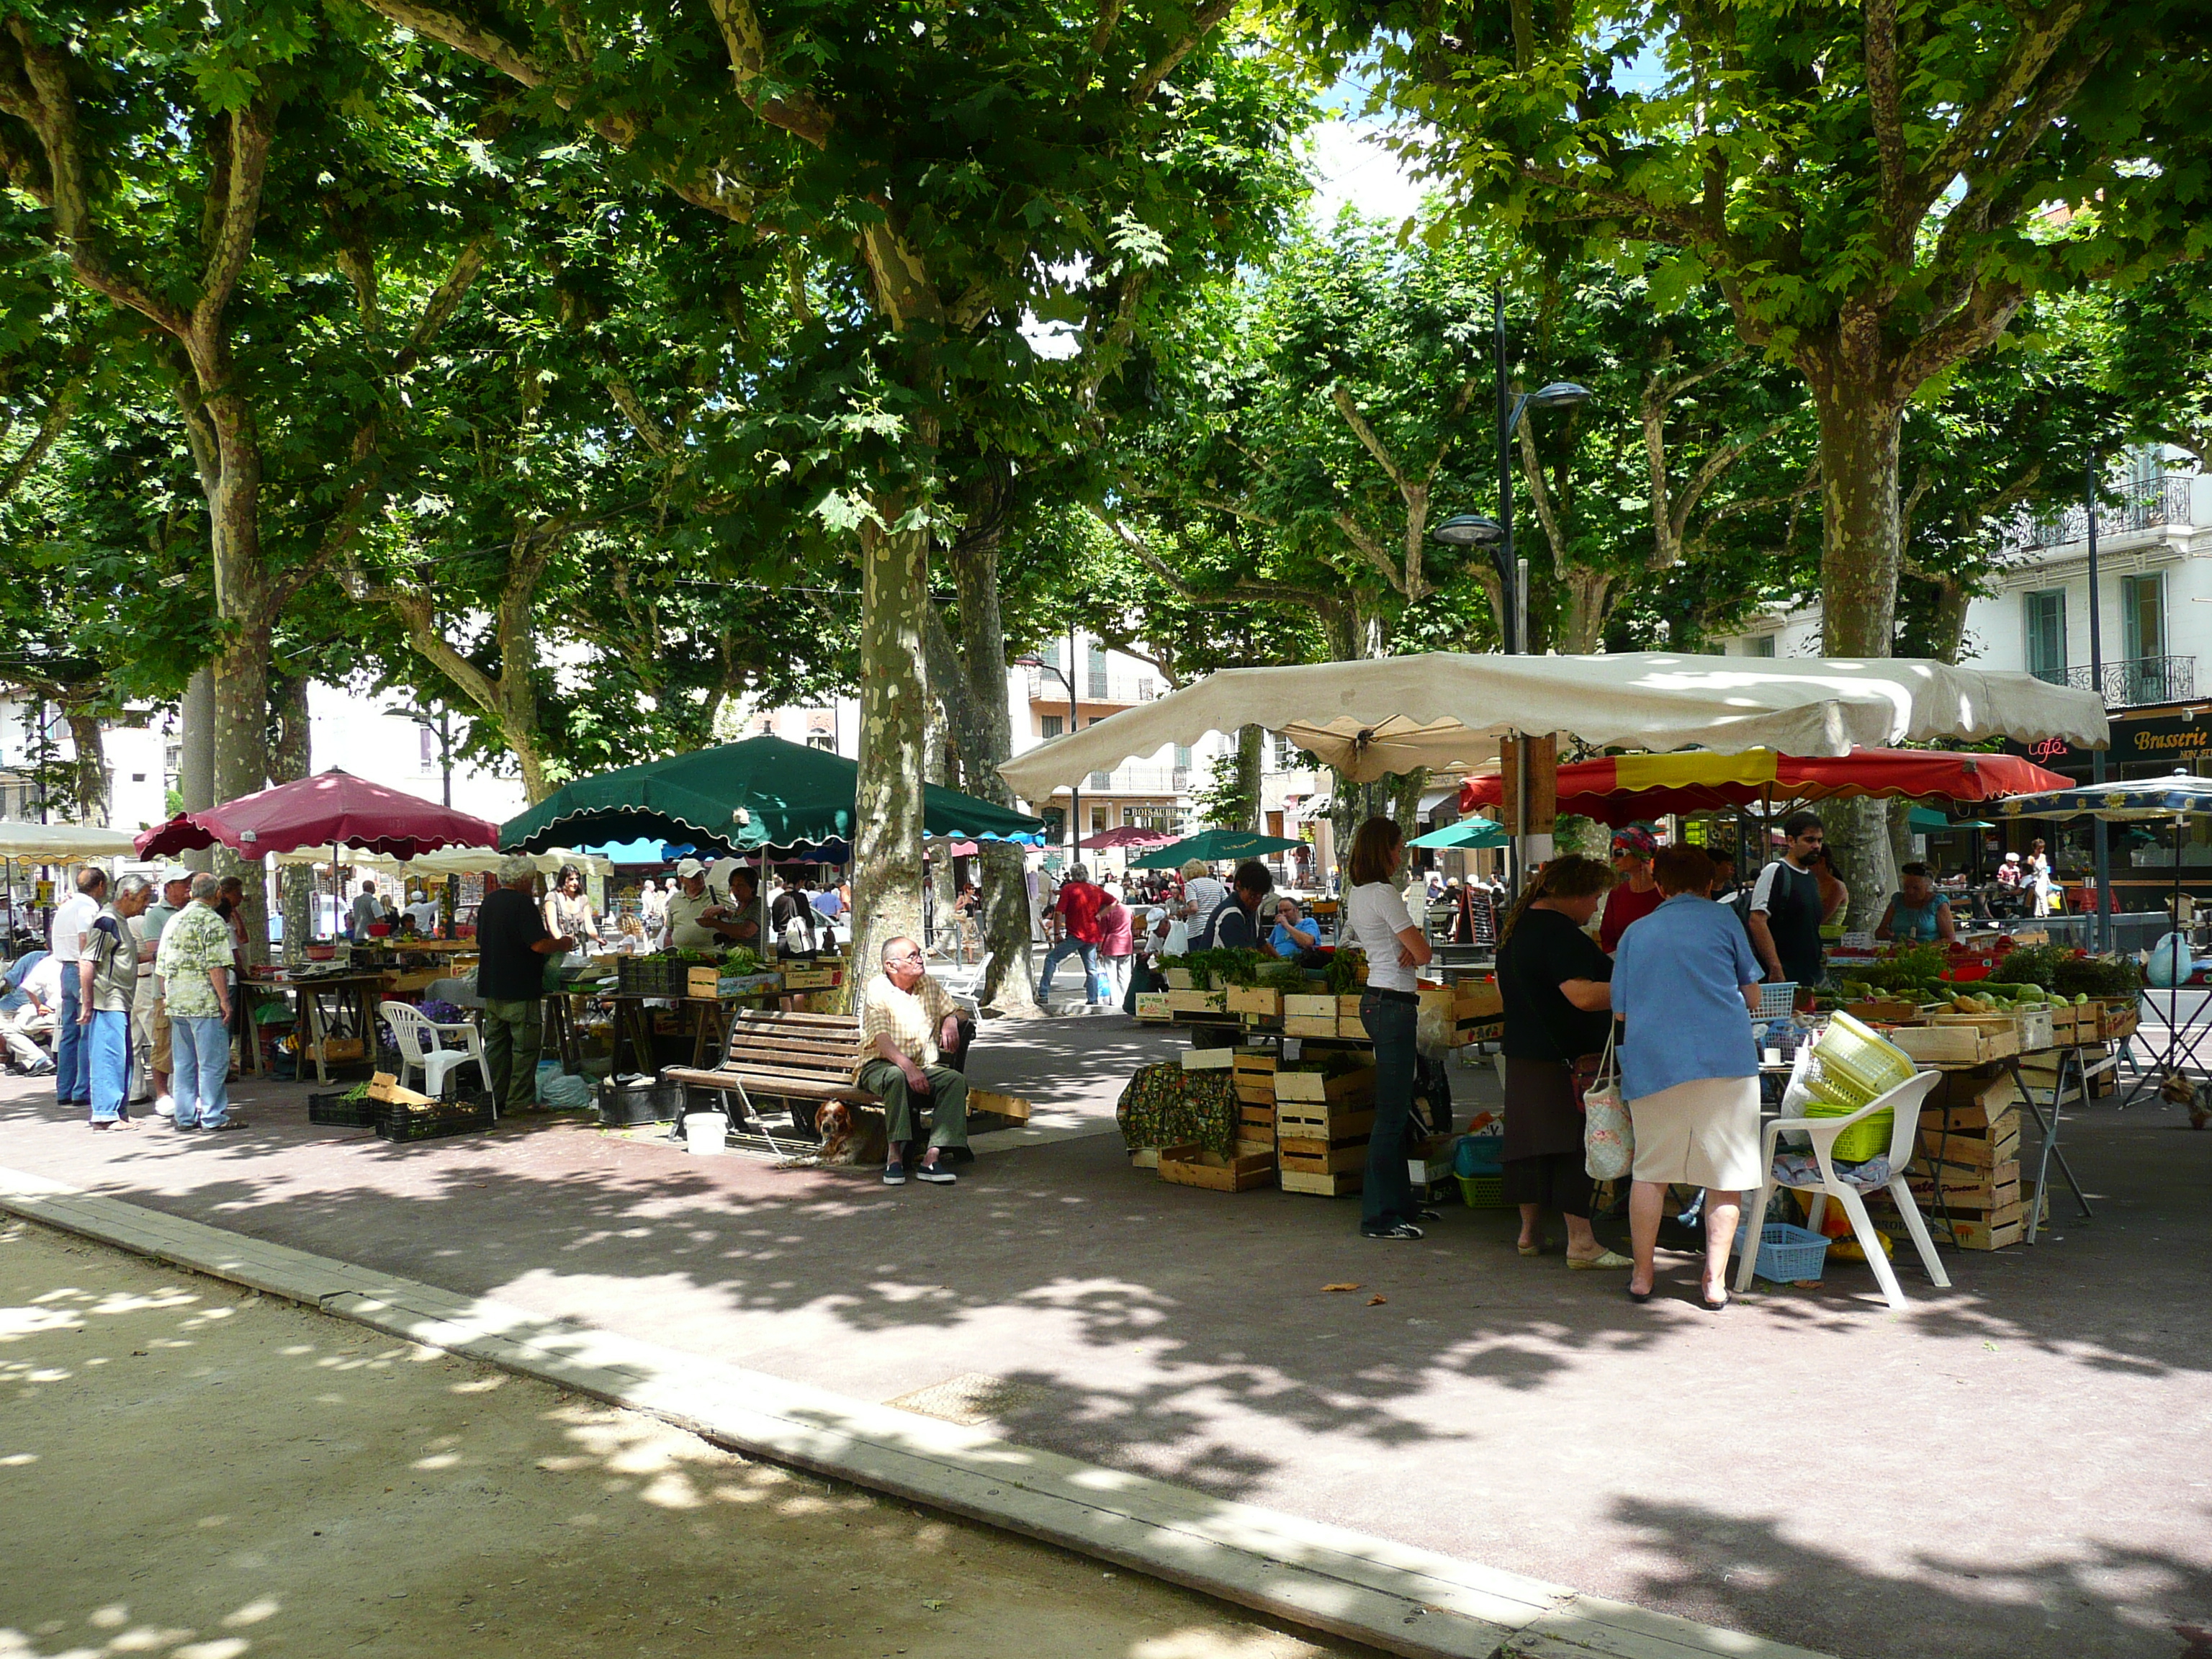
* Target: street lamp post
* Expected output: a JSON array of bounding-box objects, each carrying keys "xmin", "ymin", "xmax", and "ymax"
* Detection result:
[
  {"xmin": 2087, "ymin": 449, "xmax": 2112, "ymax": 951},
  {"xmin": 1431, "ymin": 290, "xmax": 1591, "ymax": 894}
]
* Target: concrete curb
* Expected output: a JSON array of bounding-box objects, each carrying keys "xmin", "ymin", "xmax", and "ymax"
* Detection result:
[{"xmin": 0, "ymin": 1168, "xmax": 1830, "ymax": 1659}]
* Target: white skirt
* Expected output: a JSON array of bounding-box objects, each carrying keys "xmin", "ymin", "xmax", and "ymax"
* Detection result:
[{"xmin": 1627, "ymin": 1074, "xmax": 1762, "ymax": 1191}]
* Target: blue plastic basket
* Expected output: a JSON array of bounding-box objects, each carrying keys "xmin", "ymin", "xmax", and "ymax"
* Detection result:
[{"xmin": 1734, "ymin": 1220, "xmax": 1830, "ymax": 1284}]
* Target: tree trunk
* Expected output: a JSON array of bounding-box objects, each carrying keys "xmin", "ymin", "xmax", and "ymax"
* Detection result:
[
  {"xmin": 852, "ymin": 511, "xmax": 930, "ymax": 980},
  {"xmin": 269, "ymin": 673, "xmax": 315, "ymax": 964},
  {"xmin": 178, "ymin": 667, "xmax": 216, "ymax": 873},
  {"xmin": 1803, "ymin": 361, "xmax": 1905, "ymax": 659},
  {"xmin": 209, "ymin": 613, "xmax": 273, "ymax": 966},
  {"xmin": 63, "ymin": 711, "xmax": 107, "ymax": 824},
  {"xmin": 1235, "ymin": 726, "xmax": 1262, "ymax": 833},
  {"xmin": 923, "ymin": 699, "xmax": 957, "ymax": 951},
  {"xmin": 920, "ymin": 486, "xmax": 1040, "ymax": 1015}
]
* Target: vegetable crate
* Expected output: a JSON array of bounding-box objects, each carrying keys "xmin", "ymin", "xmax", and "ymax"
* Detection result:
[
  {"xmin": 781, "ymin": 964, "xmax": 843, "ymax": 991},
  {"xmin": 1890, "ymin": 1022, "xmax": 2019, "ymax": 1066},
  {"xmin": 1231, "ymin": 1049, "xmax": 1278, "ymax": 1105},
  {"xmin": 1280, "ymin": 1168, "xmax": 1362, "ymax": 1197},
  {"xmin": 685, "ymin": 966, "xmax": 722, "ymax": 999},
  {"xmin": 1165, "ymin": 989, "xmax": 1228, "ymax": 1015},
  {"xmin": 1158, "ymin": 1143, "xmax": 1277, "ymax": 1192},
  {"xmin": 1272, "ymin": 1066, "xmax": 1377, "ymax": 1105},
  {"xmin": 1133, "ymin": 992, "xmax": 1173, "ymax": 1022},
  {"xmin": 377, "ymin": 1096, "xmax": 498, "ymax": 1143},
  {"xmin": 618, "ymin": 958, "xmax": 685, "ymax": 997},
  {"xmin": 1282, "ymin": 993, "xmax": 1336, "ymax": 1038},
  {"xmin": 307, "ymin": 1090, "xmax": 381, "ymax": 1129},
  {"xmin": 1226, "ymin": 986, "xmax": 1282, "ymax": 1017}
]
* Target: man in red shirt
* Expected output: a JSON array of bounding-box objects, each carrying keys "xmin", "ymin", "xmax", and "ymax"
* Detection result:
[
  {"xmin": 1038, "ymin": 864, "xmax": 1110, "ymax": 1006},
  {"xmin": 1597, "ymin": 827, "xmax": 1664, "ymax": 954}
]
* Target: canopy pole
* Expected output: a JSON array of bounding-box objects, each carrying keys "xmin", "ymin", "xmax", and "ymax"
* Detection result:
[{"xmin": 2087, "ymin": 451, "xmax": 2113, "ymax": 952}]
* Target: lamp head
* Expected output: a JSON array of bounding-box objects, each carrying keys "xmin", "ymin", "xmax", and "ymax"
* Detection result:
[
  {"xmin": 1527, "ymin": 381, "xmax": 1593, "ymax": 409},
  {"xmin": 1431, "ymin": 513, "xmax": 1504, "ymax": 547}
]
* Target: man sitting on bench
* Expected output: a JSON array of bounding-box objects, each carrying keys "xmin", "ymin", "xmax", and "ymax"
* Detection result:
[{"xmin": 858, "ymin": 935, "xmax": 968, "ymax": 1188}]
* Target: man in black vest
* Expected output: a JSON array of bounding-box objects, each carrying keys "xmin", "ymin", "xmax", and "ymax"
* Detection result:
[
  {"xmin": 1746, "ymin": 812, "xmax": 1828, "ymax": 987},
  {"xmin": 1192, "ymin": 860, "xmax": 1277, "ymax": 953}
]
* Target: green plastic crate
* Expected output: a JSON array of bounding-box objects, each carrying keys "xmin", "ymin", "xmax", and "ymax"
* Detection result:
[{"xmin": 1457, "ymin": 1172, "xmax": 1508, "ymax": 1209}]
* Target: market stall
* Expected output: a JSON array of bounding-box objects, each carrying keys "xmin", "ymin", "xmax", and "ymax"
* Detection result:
[
  {"xmin": 0, "ymin": 820, "xmax": 140, "ymax": 945},
  {"xmin": 1007, "ymin": 652, "xmax": 2110, "ymax": 1244}
]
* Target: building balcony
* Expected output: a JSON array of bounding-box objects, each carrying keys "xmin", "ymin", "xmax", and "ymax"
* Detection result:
[
  {"xmin": 1024, "ymin": 668, "xmax": 1164, "ymax": 707},
  {"xmin": 2022, "ymin": 476, "xmax": 2194, "ymax": 551},
  {"xmin": 2031, "ymin": 654, "xmax": 2196, "ymax": 708},
  {"xmin": 1059, "ymin": 765, "xmax": 1191, "ymax": 796}
]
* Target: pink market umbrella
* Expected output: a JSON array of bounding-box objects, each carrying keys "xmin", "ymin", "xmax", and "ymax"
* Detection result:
[
  {"xmin": 1079, "ymin": 825, "xmax": 1174, "ymax": 850},
  {"xmin": 135, "ymin": 769, "xmax": 500, "ymax": 860}
]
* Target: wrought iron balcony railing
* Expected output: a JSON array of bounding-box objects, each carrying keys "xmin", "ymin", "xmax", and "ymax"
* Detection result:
[
  {"xmin": 2030, "ymin": 654, "xmax": 2195, "ymax": 707},
  {"xmin": 2023, "ymin": 476, "xmax": 2194, "ymax": 550}
]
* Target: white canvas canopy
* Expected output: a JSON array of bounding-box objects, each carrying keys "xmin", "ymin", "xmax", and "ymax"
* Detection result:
[
  {"xmin": 0, "ymin": 821, "xmax": 140, "ymax": 861},
  {"xmin": 999, "ymin": 652, "xmax": 2110, "ymax": 793},
  {"xmin": 269, "ymin": 845, "xmax": 611, "ymax": 878}
]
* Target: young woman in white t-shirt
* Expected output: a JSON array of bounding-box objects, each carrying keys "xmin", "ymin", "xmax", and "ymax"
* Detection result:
[{"xmin": 1341, "ymin": 817, "xmax": 1434, "ymax": 1241}]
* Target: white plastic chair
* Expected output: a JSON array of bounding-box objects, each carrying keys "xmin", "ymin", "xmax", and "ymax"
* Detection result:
[
  {"xmin": 380, "ymin": 1000, "xmax": 493, "ymax": 1108},
  {"xmin": 1736, "ymin": 1066, "xmax": 1951, "ymax": 1312}
]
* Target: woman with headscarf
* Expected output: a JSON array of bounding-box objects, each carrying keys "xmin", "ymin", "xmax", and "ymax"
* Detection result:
[
  {"xmin": 1597, "ymin": 827, "xmax": 1663, "ymax": 954},
  {"xmin": 1495, "ymin": 855, "xmax": 1634, "ymax": 1271}
]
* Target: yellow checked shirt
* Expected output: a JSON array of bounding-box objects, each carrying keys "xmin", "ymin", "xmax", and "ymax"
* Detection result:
[{"xmin": 855, "ymin": 971, "xmax": 958, "ymax": 1080}]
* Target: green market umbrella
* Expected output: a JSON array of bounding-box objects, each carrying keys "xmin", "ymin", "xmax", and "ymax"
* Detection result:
[
  {"xmin": 1907, "ymin": 807, "xmax": 1994, "ymax": 832},
  {"xmin": 1408, "ymin": 817, "xmax": 1510, "ymax": 850},
  {"xmin": 1130, "ymin": 828, "xmax": 1305, "ymax": 869},
  {"xmin": 501, "ymin": 735, "xmax": 1046, "ymax": 855}
]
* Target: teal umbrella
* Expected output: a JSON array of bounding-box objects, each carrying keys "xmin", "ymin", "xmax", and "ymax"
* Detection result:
[
  {"xmin": 1130, "ymin": 828, "xmax": 1305, "ymax": 869},
  {"xmin": 1408, "ymin": 817, "xmax": 1510, "ymax": 850},
  {"xmin": 502, "ymin": 735, "xmax": 1045, "ymax": 854},
  {"xmin": 1907, "ymin": 808, "xmax": 1994, "ymax": 832}
]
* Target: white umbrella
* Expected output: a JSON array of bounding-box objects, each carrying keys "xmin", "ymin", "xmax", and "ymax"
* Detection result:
[
  {"xmin": 0, "ymin": 821, "xmax": 140, "ymax": 860},
  {"xmin": 998, "ymin": 652, "xmax": 2110, "ymax": 793}
]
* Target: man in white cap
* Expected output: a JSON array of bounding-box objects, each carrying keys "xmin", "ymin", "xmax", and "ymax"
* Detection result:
[
  {"xmin": 133, "ymin": 865, "xmax": 196, "ymax": 1118},
  {"xmin": 665, "ymin": 858, "xmax": 758, "ymax": 949}
]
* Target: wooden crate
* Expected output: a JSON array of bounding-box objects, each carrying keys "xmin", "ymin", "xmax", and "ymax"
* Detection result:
[
  {"xmin": 1166, "ymin": 989, "xmax": 1228, "ymax": 1014},
  {"xmin": 1845, "ymin": 999, "xmax": 1928, "ymax": 1025},
  {"xmin": 1233, "ymin": 1081, "xmax": 1277, "ymax": 1106},
  {"xmin": 1279, "ymin": 1143, "xmax": 1368, "ymax": 1174},
  {"xmin": 1128, "ymin": 1148, "xmax": 1161, "ymax": 1169},
  {"xmin": 2047, "ymin": 1004, "xmax": 2095, "ymax": 1044},
  {"xmin": 1336, "ymin": 994, "xmax": 1365, "ymax": 1020},
  {"xmin": 1180, "ymin": 1046, "xmax": 1235, "ymax": 1071},
  {"xmin": 1275, "ymin": 1103, "xmax": 1377, "ymax": 1144},
  {"xmin": 1159, "ymin": 1143, "xmax": 1276, "ymax": 1192},
  {"xmin": 1932, "ymin": 1097, "xmax": 2020, "ymax": 1134},
  {"xmin": 1280, "ymin": 1167, "xmax": 1363, "ymax": 1197},
  {"xmin": 1133, "ymin": 992, "xmax": 1173, "ymax": 1021},
  {"xmin": 1237, "ymin": 1107, "xmax": 1277, "ymax": 1145},
  {"xmin": 1282, "ymin": 994, "xmax": 1336, "ymax": 1022},
  {"xmin": 1226, "ymin": 986, "xmax": 1282, "ymax": 1017},
  {"xmin": 1915, "ymin": 1124, "xmax": 2021, "ymax": 1169},
  {"xmin": 1161, "ymin": 968, "xmax": 1196, "ymax": 989},
  {"xmin": 1892, "ymin": 1023, "xmax": 2019, "ymax": 1066},
  {"xmin": 781, "ymin": 964, "xmax": 843, "ymax": 991},
  {"xmin": 1908, "ymin": 1164, "xmax": 2021, "ymax": 1211},
  {"xmin": 1936, "ymin": 1215, "xmax": 2024, "ymax": 1251},
  {"xmin": 1274, "ymin": 1065, "xmax": 1377, "ymax": 1104},
  {"xmin": 2098, "ymin": 1003, "xmax": 2139, "ymax": 1040},
  {"xmin": 685, "ymin": 966, "xmax": 722, "ymax": 999},
  {"xmin": 1283, "ymin": 1016, "xmax": 1338, "ymax": 1037},
  {"xmin": 968, "ymin": 1087, "xmax": 1032, "ymax": 1123}
]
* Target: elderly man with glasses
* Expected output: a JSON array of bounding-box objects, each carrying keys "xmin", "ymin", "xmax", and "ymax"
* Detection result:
[{"xmin": 855, "ymin": 935, "xmax": 970, "ymax": 1187}]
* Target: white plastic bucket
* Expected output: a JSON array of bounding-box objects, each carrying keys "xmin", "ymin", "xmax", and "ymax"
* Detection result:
[{"xmin": 685, "ymin": 1112, "xmax": 729, "ymax": 1156}]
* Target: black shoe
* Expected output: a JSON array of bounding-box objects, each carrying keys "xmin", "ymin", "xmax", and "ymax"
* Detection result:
[
  {"xmin": 1362, "ymin": 1221, "xmax": 1425, "ymax": 1241},
  {"xmin": 1413, "ymin": 1207, "xmax": 1444, "ymax": 1222},
  {"xmin": 201, "ymin": 1119, "xmax": 249, "ymax": 1132},
  {"xmin": 1626, "ymin": 1285, "xmax": 1654, "ymax": 1305}
]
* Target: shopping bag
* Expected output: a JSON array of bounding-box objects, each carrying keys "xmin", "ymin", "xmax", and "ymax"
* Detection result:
[{"xmin": 1582, "ymin": 1028, "xmax": 1634, "ymax": 1181}]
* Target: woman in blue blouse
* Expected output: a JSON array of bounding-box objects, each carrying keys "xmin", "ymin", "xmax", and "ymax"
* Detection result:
[{"xmin": 1612, "ymin": 845, "xmax": 1764, "ymax": 1310}]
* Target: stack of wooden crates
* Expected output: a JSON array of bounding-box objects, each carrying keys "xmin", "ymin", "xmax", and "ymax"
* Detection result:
[
  {"xmin": 1274, "ymin": 1061, "xmax": 1376, "ymax": 1196},
  {"xmin": 1892, "ymin": 1068, "xmax": 2047, "ymax": 1251}
]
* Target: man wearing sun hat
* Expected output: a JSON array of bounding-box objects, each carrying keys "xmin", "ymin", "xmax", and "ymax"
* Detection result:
[{"xmin": 1598, "ymin": 826, "xmax": 1664, "ymax": 954}]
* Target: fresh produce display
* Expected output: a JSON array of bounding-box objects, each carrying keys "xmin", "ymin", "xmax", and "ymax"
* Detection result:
[
  {"xmin": 720, "ymin": 945, "xmax": 766, "ymax": 976},
  {"xmin": 1325, "ymin": 948, "xmax": 1367, "ymax": 995},
  {"xmin": 1983, "ymin": 944, "xmax": 2069, "ymax": 989},
  {"xmin": 1156, "ymin": 948, "xmax": 1272, "ymax": 988},
  {"xmin": 1837, "ymin": 945, "xmax": 1948, "ymax": 998},
  {"xmin": 2050, "ymin": 954, "xmax": 2144, "ymax": 1000}
]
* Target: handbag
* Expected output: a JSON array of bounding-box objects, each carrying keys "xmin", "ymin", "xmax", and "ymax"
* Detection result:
[{"xmin": 1581, "ymin": 1025, "xmax": 1635, "ymax": 1181}]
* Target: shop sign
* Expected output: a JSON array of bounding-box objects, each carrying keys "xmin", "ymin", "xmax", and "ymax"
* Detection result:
[{"xmin": 2008, "ymin": 710, "xmax": 2212, "ymax": 771}]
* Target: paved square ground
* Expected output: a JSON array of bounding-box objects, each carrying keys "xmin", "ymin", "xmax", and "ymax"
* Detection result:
[{"xmin": 1, "ymin": 1017, "xmax": 2206, "ymax": 1659}]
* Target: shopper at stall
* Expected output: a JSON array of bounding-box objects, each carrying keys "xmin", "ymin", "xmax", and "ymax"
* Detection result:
[
  {"xmin": 1598, "ymin": 827, "xmax": 1663, "ymax": 953},
  {"xmin": 50, "ymin": 866, "xmax": 104, "ymax": 1108},
  {"xmin": 1038, "ymin": 864, "xmax": 1110, "ymax": 1004},
  {"xmin": 349, "ymin": 878, "xmax": 383, "ymax": 938},
  {"xmin": 856, "ymin": 935, "xmax": 968, "ymax": 1187},
  {"xmin": 1612, "ymin": 847, "xmax": 1763, "ymax": 1308},
  {"xmin": 1812, "ymin": 845, "xmax": 1850, "ymax": 927},
  {"xmin": 639, "ymin": 878, "xmax": 669, "ymax": 927},
  {"xmin": 80, "ymin": 873, "xmax": 154, "ymax": 1129},
  {"xmin": 156, "ymin": 875, "xmax": 241, "ymax": 1131},
  {"xmin": 665, "ymin": 858, "xmax": 757, "ymax": 948},
  {"xmin": 2026, "ymin": 837, "xmax": 2057, "ymax": 914},
  {"xmin": 1270, "ymin": 896, "xmax": 1323, "ymax": 956},
  {"xmin": 1746, "ymin": 812, "xmax": 1831, "ymax": 989},
  {"xmin": 1341, "ymin": 817, "xmax": 1435, "ymax": 1242},
  {"xmin": 405, "ymin": 888, "xmax": 441, "ymax": 935},
  {"xmin": 1181, "ymin": 859, "xmax": 1227, "ymax": 926},
  {"xmin": 477, "ymin": 857, "xmax": 577, "ymax": 1116},
  {"xmin": 770, "ymin": 872, "xmax": 821, "ymax": 957},
  {"xmin": 1096, "ymin": 889, "xmax": 1136, "ymax": 1004},
  {"xmin": 1876, "ymin": 863, "xmax": 1957, "ymax": 945},
  {"xmin": 542, "ymin": 864, "xmax": 597, "ymax": 944},
  {"xmin": 1496, "ymin": 854, "xmax": 1631, "ymax": 1269}
]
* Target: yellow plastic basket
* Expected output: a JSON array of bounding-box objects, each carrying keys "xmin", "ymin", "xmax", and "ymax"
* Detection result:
[{"xmin": 1812, "ymin": 1012, "xmax": 1916, "ymax": 1100}]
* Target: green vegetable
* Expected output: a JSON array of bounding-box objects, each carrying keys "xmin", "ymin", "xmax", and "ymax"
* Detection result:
[{"xmin": 1326, "ymin": 948, "xmax": 1367, "ymax": 996}]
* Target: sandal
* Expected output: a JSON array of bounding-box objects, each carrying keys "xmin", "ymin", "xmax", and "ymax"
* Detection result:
[
  {"xmin": 1567, "ymin": 1249, "xmax": 1635, "ymax": 1270},
  {"xmin": 1516, "ymin": 1238, "xmax": 1547, "ymax": 1257}
]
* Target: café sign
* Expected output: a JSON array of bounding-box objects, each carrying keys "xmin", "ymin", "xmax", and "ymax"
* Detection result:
[{"xmin": 2010, "ymin": 710, "xmax": 2212, "ymax": 770}]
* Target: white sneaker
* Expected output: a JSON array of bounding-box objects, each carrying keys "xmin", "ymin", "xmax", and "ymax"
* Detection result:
[{"xmin": 153, "ymin": 1094, "xmax": 176, "ymax": 1119}]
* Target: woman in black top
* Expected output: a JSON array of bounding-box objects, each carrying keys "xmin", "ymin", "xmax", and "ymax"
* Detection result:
[{"xmin": 1495, "ymin": 855, "xmax": 1632, "ymax": 1270}]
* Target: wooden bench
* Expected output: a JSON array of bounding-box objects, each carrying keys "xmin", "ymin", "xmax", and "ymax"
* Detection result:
[{"xmin": 660, "ymin": 1009, "xmax": 879, "ymax": 1133}]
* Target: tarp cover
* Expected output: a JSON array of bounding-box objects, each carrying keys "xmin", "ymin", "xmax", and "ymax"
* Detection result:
[
  {"xmin": 0, "ymin": 820, "xmax": 140, "ymax": 860},
  {"xmin": 998, "ymin": 653, "xmax": 2110, "ymax": 793}
]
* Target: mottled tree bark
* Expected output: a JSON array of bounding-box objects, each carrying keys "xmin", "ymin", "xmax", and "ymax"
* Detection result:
[
  {"xmin": 852, "ymin": 510, "xmax": 930, "ymax": 980},
  {"xmin": 269, "ymin": 673, "xmax": 314, "ymax": 963},
  {"xmin": 62, "ymin": 710, "xmax": 106, "ymax": 824}
]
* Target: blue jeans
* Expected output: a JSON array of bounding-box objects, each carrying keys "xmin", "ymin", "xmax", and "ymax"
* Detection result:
[
  {"xmin": 55, "ymin": 969, "xmax": 86, "ymax": 1102},
  {"xmin": 87, "ymin": 1008, "xmax": 131, "ymax": 1123},
  {"xmin": 1359, "ymin": 992, "xmax": 1421, "ymax": 1232},
  {"xmin": 1038, "ymin": 938, "xmax": 1100, "ymax": 1003},
  {"xmin": 170, "ymin": 1015, "xmax": 230, "ymax": 1129}
]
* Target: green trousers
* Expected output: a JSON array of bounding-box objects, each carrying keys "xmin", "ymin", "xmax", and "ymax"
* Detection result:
[
  {"xmin": 857, "ymin": 1057, "xmax": 969, "ymax": 1151},
  {"xmin": 482, "ymin": 997, "xmax": 542, "ymax": 1112}
]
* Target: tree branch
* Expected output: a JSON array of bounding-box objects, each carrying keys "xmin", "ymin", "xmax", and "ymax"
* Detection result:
[
  {"xmin": 1128, "ymin": 0, "xmax": 1232, "ymax": 107},
  {"xmin": 703, "ymin": 0, "xmax": 833, "ymax": 146},
  {"xmin": 1912, "ymin": 0, "xmax": 2092, "ymax": 208},
  {"xmin": 1090, "ymin": 508, "xmax": 1326, "ymax": 607},
  {"xmin": 0, "ymin": 374, "xmax": 80, "ymax": 505},
  {"xmin": 1864, "ymin": 0, "xmax": 1909, "ymax": 241}
]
